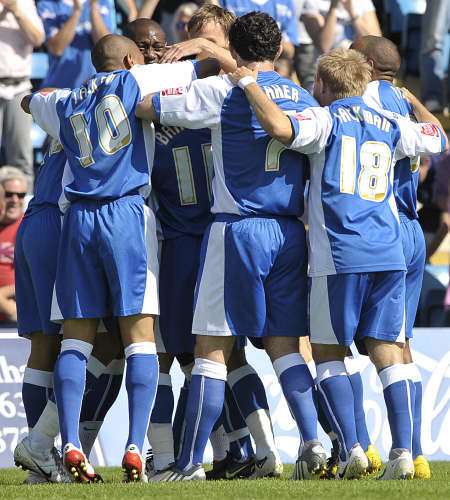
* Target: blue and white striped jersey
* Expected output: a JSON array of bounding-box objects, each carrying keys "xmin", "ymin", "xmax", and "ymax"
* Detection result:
[
  {"xmin": 25, "ymin": 139, "xmax": 70, "ymax": 216},
  {"xmin": 29, "ymin": 61, "xmax": 198, "ymax": 202},
  {"xmin": 363, "ymin": 80, "xmax": 419, "ymax": 220},
  {"xmin": 152, "ymin": 125, "xmax": 213, "ymax": 239},
  {"xmin": 288, "ymin": 96, "xmax": 446, "ymax": 276},
  {"xmin": 153, "ymin": 71, "xmax": 317, "ymax": 218}
]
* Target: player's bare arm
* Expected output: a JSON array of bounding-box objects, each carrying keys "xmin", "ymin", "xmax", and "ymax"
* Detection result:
[
  {"xmin": 135, "ymin": 93, "xmax": 158, "ymax": 122},
  {"xmin": 161, "ymin": 38, "xmax": 237, "ymax": 75},
  {"xmin": 401, "ymin": 87, "xmax": 449, "ymax": 150},
  {"xmin": 229, "ymin": 67, "xmax": 294, "ymax": 145}
]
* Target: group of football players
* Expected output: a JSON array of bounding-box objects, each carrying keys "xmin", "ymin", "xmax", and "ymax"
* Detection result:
[{"xmin": 11, "ymin": 3, "xmax": 445, "ymax": 485}]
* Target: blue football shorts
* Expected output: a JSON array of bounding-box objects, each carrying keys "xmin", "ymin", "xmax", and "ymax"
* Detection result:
[
  {"xmin": 401, "ymin": 217, "xmax": 426, "ymax": 339},
  {"xmin": 155, "ymin": 234, "xmax": 202, "ymax": 355},
  {"xmin": 15, "ymin": 205, "xmax": 62, "ymax": 337},
  {"xmin": 53, "ymin": 195, "xmax": 159, "ymax": 320},
  {"xmin": 192, "ymin": 214, "xmax": 308, "ymax": 338},
  {"xmin": 309, "ymin": 270, "xmax": 406, "ymax": 348}
]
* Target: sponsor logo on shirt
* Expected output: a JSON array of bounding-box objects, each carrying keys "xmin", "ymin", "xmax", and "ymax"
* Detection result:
[
  {"xmin": 294, "ymin": 113, "xmax": 311, "ymax": 121},
  {"xmin": 420, "ymin": 123, "xmax": 440, "ymax": 137},
  {"xmin": 161, "ymin": 87, "xmax": 184, "ymax": 96}
]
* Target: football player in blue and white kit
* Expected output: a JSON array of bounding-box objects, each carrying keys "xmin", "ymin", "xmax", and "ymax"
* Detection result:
[
  {"xmin": 232, "ymin": 48, "xmax": 447, "ymax": 479},
  {"xmin": 139, "ymin": 12, "xmax": 327, "ymax": 481},
  {"xmin": 352, "ymin": 35, "xmax": 431, "ymax": 480},
  {"xmin": 127, "ymin": 11, "xmax": 280, "ymax": 479},
  {"xmin": 21, "ymin": 34, "xmax": 201, "ymax": 483}
]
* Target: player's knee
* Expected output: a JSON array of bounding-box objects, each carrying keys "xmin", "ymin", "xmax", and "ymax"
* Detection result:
[
  {"xmin": 28, "ymin": 332, "xmax": 61, "ymax": 371},
  {"xmin": 226, "ymin": 345, "xmax": 247, "ymax": 371},
  {"xmin": 264, "ymin": 335, "xmax": 299, "ymax": 362},
  {"xmin": 299, "ymin": 336, "xmax": 313, "ymax": 363},
  {"xmin": 119, "ymin": 313, "xmax": 155, "ymax": 346},
  {"xmin": 364, "ymin": 338, "xmax": 404, "ymax": 370},
  {"xmin": 194, "ymin": 335, "xmax": 233, "ymax": 364},
  {"xmin": 403, "ymin": 340, "xmax": 414, "ymax": 364},
  {"xmin": 311, "ymin": 342, "xmax": 347, "ymax": 364},
  {"xmin": 158, "ymin": 353, "xmax": 175, "ymax": 373}
]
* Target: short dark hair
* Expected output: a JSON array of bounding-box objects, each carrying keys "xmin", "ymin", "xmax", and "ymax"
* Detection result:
[{"xmin": 229, "ymin": 12, "xmax": 281, "ymax": 62}]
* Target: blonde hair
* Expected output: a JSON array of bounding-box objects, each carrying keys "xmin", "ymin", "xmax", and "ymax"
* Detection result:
[
  {"xmin": 188, "ymin": 4, "xmax": 236, "ymax": 37},
  {"xmin": 317, "ymin": 48, "xmax": 372, "ymax": 100}
]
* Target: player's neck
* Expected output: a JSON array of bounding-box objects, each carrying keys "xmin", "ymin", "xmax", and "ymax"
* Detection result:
[
  {"xmin": 372, "ymin": 70, "xmax": 394, "ymax": 83},
  {"xmin": 240, "ymin": 61, "xmax": 275, "ymax": 72}
]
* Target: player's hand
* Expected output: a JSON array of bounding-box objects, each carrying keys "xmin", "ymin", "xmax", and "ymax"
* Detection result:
[
  {"xmin": 228, "ymin": 67, "xmax": 258, "ymax": 87},
  {"xmin": 72, "ymin": 0, "xmax": 82, "ymax": 12},
  {"xmin": 0, "ymin": 0, "xmax": 19, "ymax": 15},
  {"xmin": 340, "ymin": 0, "xmax": 355, "ymax": 17},
  {"xmin": 400, "ymin": 87, "xmax": 419, "ymax": 106},
  {"xmin": 160, "ymin": 38, "xmax": 211, "ymax": 64}
]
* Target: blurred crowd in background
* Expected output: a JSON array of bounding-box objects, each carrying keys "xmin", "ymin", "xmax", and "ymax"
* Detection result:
[{"xmin": 1, "ymin": 0, "xmax": 450, "ymax": 326}]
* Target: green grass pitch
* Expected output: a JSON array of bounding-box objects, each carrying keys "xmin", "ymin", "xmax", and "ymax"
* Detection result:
[{"xmin": 1, "ymin": 463, "xmax": 450, "ymax": 499}]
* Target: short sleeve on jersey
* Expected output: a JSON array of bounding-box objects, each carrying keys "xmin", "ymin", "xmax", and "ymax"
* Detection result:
[
  {"xmin": 129, "ymin": 61, "xmax": 197, "ymax": 99},
  {"xmin": 157, "ymin": 75, "xmax": 231, "ymax": 130},
  {"xmin": 288, "ymin": 106, "xmax": 332, "ymax": 154},
  {"xmin": 29, "ymin": 89, "xmax": 71, "ymax": 140}
]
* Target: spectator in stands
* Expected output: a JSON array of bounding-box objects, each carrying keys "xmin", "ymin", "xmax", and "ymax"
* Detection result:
[
  {"xmin": 218, "ymin": 0, "xmax": 299, "ymax": 58},
  {"xmin": 302, "ymin": 0, "xmax": 381, "ymax": 54},
  {"xmin": 171, "ymin": 2, "xmax": 199, "ymax": 42},
  {"xmin": 0, "ymin": 166, "xmax": 27, "ymax": 323},
  {"xmin": 0, "ymin": 0, "xmax": 44, "ymax": 186},
  {"xmin": 420, "ymin": 0, "xmax": 450, "ymax": 113},
  {"xmin": 37, "ymin": 0, "xmax": 115, "ymax": 89},
  {"xmin": 294, "ymin": 0, "xmax": 315, "ymax": 92}
]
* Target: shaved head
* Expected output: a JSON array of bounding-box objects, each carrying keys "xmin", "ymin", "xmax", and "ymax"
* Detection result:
[
  {"xmin": 124, "ymin": 19, "xmax": 167, "ymax": 64},
  {"xmin": 91, "ymin": 34, "xmax": 144, "ymax": 72},
  {"xmin": 350, "ymin": 36, "xmax": 401, "ymax": 81}
]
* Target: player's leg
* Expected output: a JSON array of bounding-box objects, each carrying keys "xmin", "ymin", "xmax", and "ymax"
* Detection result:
[
  {"xmin": 361, "ymin": 270, "xmax": 414, "ymax": 480},
  {"xmin": 79, "ymin": 322, "xmax": 125, "ymax": 458},
  {"xmin": 311, "ymin": 274, "xmax": 369, "ymax": 479},
  {"xmin": 264, "ymin": 218, "xmax": 325, "ymax": 479},
  {"xmin": 401, "ymin": 219, "xmax": 429, "ymax": 478},
  {"xmin": 173, "ymin": 357, "xmax": 194, "ymax": 459},
  {"xmin": 147, "ymin": 352, "xmax": 175, "ymax": 475},
  {"xmin": 14, "ymin": 209, "xmax": 68, "ymax": 483},
  {"xmin": 344, "ymin": 355, "xmax": 381, "ymax": 473}
]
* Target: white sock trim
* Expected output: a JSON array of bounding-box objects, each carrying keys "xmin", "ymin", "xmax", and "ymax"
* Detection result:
[
  {"xmin": 227, "ymin": 363, "xmax": 257, "ymax": 388},
  {"xmin": 307, "ymin": 360, "xmax": 317, "ymax": 381},
  {"xmin": 344, "ymin": 356, "xmax": 362, "ymax": 376},
  {"xmin": 406, "ymin": 363, "xmax": 422, "ymax": 383},
  {"xmin": 316, "ymin": 360, "xmax": 347, "ymax": 384},
  {"xmin": 86, "ymin": 356, "xmax": 106, "ymax": 379},
  {"xmin": 378, "ymin": 364, "xmax": 407, "ymax": 389},
  {"xmin": 159, "ymin": 372, "xmax": 172, "ymax": 386},
  {"xmin": 23, "ymin": 368, "xmax": 53, "ymax": 388},
  {"xmin": 273, "ymin": 353, "xmax": 306, "ymax": 379},
  {"xmin": 124, "ymin": 342, "xmax": 156, "ymax": 359},
  {"xmin": 192, "ymin": 358, "xmax": 227, "ymax": 381},
  {"xmin": 61, "ymin": 339, "xmax": 93, "ymax": 360}
]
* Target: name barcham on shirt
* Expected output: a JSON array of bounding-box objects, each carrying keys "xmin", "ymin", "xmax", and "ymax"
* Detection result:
[
  {"xmin": 334, "ymin": 105, "xmax": 391, "ymax": 132},
  {"xmin": 262, "ymin": 84, "xmax": 300, "ymax": 103},
  {"xmin": 72, "ymin": 73, "xmax": 117, "ymax": 104},
  {"xmin": 155, "ymin": 125, "xmax": 185, "ymax": 145}
]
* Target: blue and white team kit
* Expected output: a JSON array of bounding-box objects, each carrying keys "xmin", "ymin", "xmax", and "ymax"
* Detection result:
[
  {"xmin": 153, "ymin": 71, "xmax": 317, "ymax": 339},
  {"xmin": 27, "ymin": 61, "xmax": 198, "ymax": 321},
  {"xmin": 152, "ymin": 125, "xmax": 213, "ymax": 354},
  {"xmin": 363, "ymin": 80, "xmax": 426, "ymax": 340},
  {"xmin": 286, "ymin": 98, "xmax": 445, "ymax": 348},
  {"xmin": 15, "ymin": 140, "xmax": 68, "ymax": 337}
]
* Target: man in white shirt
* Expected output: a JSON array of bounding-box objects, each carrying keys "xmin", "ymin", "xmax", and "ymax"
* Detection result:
[{"xmin": 0, "ymin": 0, "xmax": 44, "ymax": 185}]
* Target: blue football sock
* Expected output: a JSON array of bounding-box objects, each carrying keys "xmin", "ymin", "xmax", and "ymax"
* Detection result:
[
  {"xmin": 53, "ymin": 339, "xmax": 93, "ymax": 448},
  {"xmin": 407, "ymin": 363, "xmax": 423, "ymax": 458},
  {"xmin": 379, "ymin": 364, "xmax": 414, "ymax": 452},
  {"xmin": 148, "ymin": 372, "xmax": 175, "ymax": 470},
  {"xmin": 22, "ymin": 368, "xmax": 53, "ymax": 428},
  {"xmin": 228, "ymin": 363, "xmax": 276, "ymax": 460},
  {"xmin": 124, "ymin": 343, "xmax": 159, "ymax": 452},
  {"xmin": 273, "ymin": 353, "xmax": 318, "ymax": 442},
  {"xmin": 223, "ymin": 384, "xmax": 254, "ymax": 461},
  {"xmin": 345, "ymin": 357, "xmax": 371, "ymax": 451},
  {"xmin": 177, "ymin": 358, "xmax": 226, "ymax": 471},
  {"xmin": 173, "ymin": 378, "xmax": 189, "ymax": 459},
  {"xmin": 79, "ymin": 357, "xmax": 124, "ymax": 457},
  {"xmin": 317, "ymin": 361, "xmax": 358, "ymax": 461}
]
